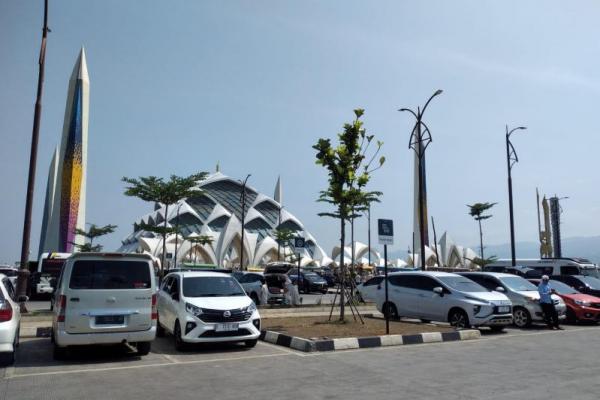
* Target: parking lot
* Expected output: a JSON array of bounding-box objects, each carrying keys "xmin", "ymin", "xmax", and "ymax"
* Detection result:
[{"xmin": 2, "ymin": 323, "xmax": 600, "ymax": 400}]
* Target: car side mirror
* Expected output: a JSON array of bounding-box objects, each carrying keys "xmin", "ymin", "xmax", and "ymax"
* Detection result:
[
  {"xmin": 17, "ymin": 295, "xmax": 29, "ymax": 303},
  {"xmin": 495, "ymin": 286, "xmax": 505, "ymax": 292},
  {"xmin": 433, "ymin": 287, "xmax": 444, "ymax": 296}
]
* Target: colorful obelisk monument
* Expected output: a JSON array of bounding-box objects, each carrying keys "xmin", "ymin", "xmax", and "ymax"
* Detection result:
[{"xmin": 39, "ymin": 48, "xmax": 89, "ymax": 254}]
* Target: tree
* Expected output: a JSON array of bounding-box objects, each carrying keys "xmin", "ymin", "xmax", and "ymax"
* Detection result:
[
  {"xmin": 122, "ymin": 173, "xmax": 207, "ymax": 275},
  {"xmin": 467, "ymin": 202, "xmax": 497, "ymax": 259},
  {"xmin": 71, "ymin": 223, "xmax": 117, "ymax": 252},
  {"xmin": 313, "ymin": 109, "xmax": 384, "ymax": 321},
  {"xmin": 274, "ymin": 228, "xmax": 295, "ymax": 261},
  {"xmin": 468, "ymin": 256, "xmax": 498, "ymax": 269},
  {"xmin": 185, "ymin": 235, "xmax": 214, "ymax": 264}
]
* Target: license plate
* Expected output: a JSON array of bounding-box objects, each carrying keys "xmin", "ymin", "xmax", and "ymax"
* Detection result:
[
  {"xmin": 497, "ymin": 306, "xmax": 510, "ymax": 313},
  {"xmin": 96, "ymin": 315, "xmax": 125, "ymax": 325},
  {"xmin": 215, "ymin": 323, "xmax": 239, "ymax": 332}
]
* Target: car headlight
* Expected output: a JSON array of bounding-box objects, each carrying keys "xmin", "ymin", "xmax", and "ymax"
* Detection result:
[
  {"xmin": 574, "ymin": 300, "xmax": 591, "ymax": 307},
  {"xmin": 185, "ymin": 302, "xmax": 203, "ymax": 317},
  {"xmin": 245, "ymin": 303, "xmax": 257, "ymax": 313},
  {"xmin": 526, "ymin": 297, "xmax": 538, "ymax": 304}
]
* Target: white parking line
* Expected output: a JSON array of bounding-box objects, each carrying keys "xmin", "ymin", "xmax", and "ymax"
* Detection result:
[
  {"xmin": 7, "ymin": 352, "xmax": 291, "ymax": 380},
  {"xmin": 258, "ymin": 341, "xmax": 311, "ymax": 357}
]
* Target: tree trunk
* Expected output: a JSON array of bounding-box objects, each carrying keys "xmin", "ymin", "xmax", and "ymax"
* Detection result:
[
  {"xmin": 478, "ymin": 219, "xmax": 484, "ymax": 259},
  {"xmin": 339, "ymin": 217, "xmax": 346, "ymax": 321},
  {"xmin": 162, "ymin": 204, "xmax": 169, "ymax": 275}
]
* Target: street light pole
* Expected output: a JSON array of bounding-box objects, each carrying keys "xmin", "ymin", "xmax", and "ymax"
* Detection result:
[
  {"xmin": 367, "ymin": 204, "xmax": 371, "ymax": 266},
  {"xmin": 505, "ymin": 125, "xmax": 527, "ymax": 267},
  {"xmin": 173, "ymin": 203, "xmax": 182, "ymax": 268},
  {"xmin": 239, "ymin": 174, "xmax": 251, "ymax": 270},
  {"xmin": 17, "ymin": 0, "xmax": 50, "ymax": 307},
  {"xmin": 400, "ymin": 89, "xmax": 443, "ymax": 271}
]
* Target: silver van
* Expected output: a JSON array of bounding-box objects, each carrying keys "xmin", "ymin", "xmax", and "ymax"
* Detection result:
[{"xmin": 52, "ymin": 253, "xmax": 157, "ymax": 359}]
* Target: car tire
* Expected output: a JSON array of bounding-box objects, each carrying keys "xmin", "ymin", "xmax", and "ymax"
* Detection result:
[
  {"xmin": 250, "ymin": 292, "xmax": 260, "ymax": 305},
  {"xmin": 449, "ymin": 309, "xmax": 470, "ymax": 329},
  {"xmin": 490, "ymin": 326, "xmax": 505, "ymax": 332},
  {"xmin": 383, "ymin": 302, "xmax": 398, "ymax": 319},
  {"xmin": 513, "ymin": 307, "xmax": 532, "ymax": 328},
  {"xmin": 53, "ymin": 343, "xmax": 67, "ymax": 361},
  {"xmin": 245, "ymin": 339, "xmax": 258, "ymax": 348},
  {"xmin": 136, "ymin": 341, "xmax": 151, "ymax": 356},
  {"xmin": 174, "ymin": 321, "xmax": 186, "ymax": 352},
  {"xmin": 156, "ymin": 318, "xmax": 166, "ymax": 337},
  {"xmin": 0, "ymin": 351, "xmax": 15, "ymax": 367},
  {"xmin": 566, "ymin": 308, "xmax": 577, "ymax": 324}
]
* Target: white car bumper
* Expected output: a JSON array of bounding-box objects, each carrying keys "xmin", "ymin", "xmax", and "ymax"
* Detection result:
[
  {"xmin": 0, "ymin": 321, "xmax": 18, "ymax": 352},
  {"xmin": 181, "ymin": 316, "xmax": 261, "ymax": 343},
  {"xmin": 54, "ymin": 326, "xmax": 156, "ymax": 347},
  {"xmin": 527, "ymin": 303, "xmax": 567, "ymax": 322}
]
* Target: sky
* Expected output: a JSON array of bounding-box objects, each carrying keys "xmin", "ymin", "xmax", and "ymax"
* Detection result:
[{"xmin": 1, "ymin": 1, "xmax": 600, "ymax": 263}]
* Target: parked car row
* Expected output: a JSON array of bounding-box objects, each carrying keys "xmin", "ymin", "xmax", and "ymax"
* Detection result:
[
  {"xmin": 372, "ymin": 271, "xmax": 572, "ymax": 330},
  {"xmin": 49, "ymin": 253, "xmax": 261, "ymax": 361}
]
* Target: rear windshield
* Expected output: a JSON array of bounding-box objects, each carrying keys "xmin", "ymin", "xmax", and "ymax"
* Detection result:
[
  {"xmin": 183, "ymin": 276, "xmax": 245, "ymax": 297},
  {"xmin": 41, "ymin": 258, "xmax": 66, "ymax": 275},
  {"xmin": 69, "ymin": 260, "xmax": 151, "ymax": 290}
]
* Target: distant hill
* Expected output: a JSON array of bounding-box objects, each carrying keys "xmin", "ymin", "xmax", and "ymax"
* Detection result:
[{"xmin": 388, "ymin": 236, "xmax": 600, "ymax": 264}]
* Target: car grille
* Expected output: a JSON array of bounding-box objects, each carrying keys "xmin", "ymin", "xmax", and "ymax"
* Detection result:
[
  {"xmin": 200, "ymin": 328, "xmax": 251, "ymax": 338},
  {"xmin": 493, "ymin": 306, "xmax": 512, "ymax": 314},
  {"xmin": 199, "ymin": 308, "xmax": 252, "ymax": 323}
]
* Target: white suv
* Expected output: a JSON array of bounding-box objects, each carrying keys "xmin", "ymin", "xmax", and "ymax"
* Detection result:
[
  {"xmin": 52, "ymin": 253, "xmax": 157, "ymax": 359},
  {"xmin": 157, "ymin": 271, "xmax": 261, "ymax": 350},
  {"xmin": 375, "ymin": 271, "xmax": 513, "ymax": 330}
]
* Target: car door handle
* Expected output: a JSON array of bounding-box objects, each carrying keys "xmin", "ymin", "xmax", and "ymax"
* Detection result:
[{"xmin": 70, "ymin": 297, "xmax": 80, "ymax": 302}]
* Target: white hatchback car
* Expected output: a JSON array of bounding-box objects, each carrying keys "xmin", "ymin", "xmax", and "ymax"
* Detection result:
[
  {"xmin": 157, "ymin": 271, "xmax": 261, "ymax": 350},
  {"xmin": 52, "ymin": 253, "xmax": 157, "ymax": 359},
  {"xmin": 375, "ymin": 271, "xmax": 513, "ymax": 330},
  {"xmin": 0, "ymin": 274, "xmax": 25, "ymax": 365}
]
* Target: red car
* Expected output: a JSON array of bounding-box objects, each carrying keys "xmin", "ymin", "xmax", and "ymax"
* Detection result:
[{"xmin": 529, "ymin": 279, "xmax": 600, "ymax": 323}]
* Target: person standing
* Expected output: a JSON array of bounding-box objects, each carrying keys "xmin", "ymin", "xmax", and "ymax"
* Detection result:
[{"xmin": 538, "ymin": 275, "xmax": 562, "ymax": 330}]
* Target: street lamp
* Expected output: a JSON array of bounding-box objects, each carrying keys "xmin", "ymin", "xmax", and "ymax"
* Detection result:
[
  {"xmin": 399, "ymin": 89, "xmax": 443, "ymax": 270},
  {"xmin": 277, "ymin": 205, "xmax": 284, "ymax": 261},
  {"xmin": 506, "ymin": 125, "xmax": 526, "ymax": 267},
  {"xmin": 239, "ymin": 174, "xmax": 251, "ymax": 270}
]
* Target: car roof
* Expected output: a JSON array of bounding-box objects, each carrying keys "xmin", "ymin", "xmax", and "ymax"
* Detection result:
[
  {"xmin": 167, "ymin": 271, "xmax": 231, "ymax": 278},
  {"xmin": 388, "ymin": 271, "xmax": 459, "ymax": 277},
  {"xmin": 69, "ymin": 252, "xmax": 153, "ymax": 261},
  {"xmin": 459, "ymin": 272, "xmax": 516, "ymax": 278}
]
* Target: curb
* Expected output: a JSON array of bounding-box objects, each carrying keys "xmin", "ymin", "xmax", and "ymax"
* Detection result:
[{"xmin": 260, "ymin": 329, "xmax": 480, "ymax": 352}]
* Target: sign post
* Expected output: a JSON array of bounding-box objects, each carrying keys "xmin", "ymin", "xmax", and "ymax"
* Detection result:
[
  {"xmin": 294, "ymin": 237, "xmax": 305, "ymax": 292},
  {"xmin": 378, "ymin": 219, "xmax": 394, "ymax": 334}
]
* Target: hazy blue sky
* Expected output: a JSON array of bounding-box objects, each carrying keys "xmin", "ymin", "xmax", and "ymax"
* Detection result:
[{"xmin": 1, "ymin": 1, "xmax": 599, "ymax": 263}]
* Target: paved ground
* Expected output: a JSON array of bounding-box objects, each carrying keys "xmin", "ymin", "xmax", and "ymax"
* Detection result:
[{"xmin": 2, "ymin": 323, "xmax": 599, "ymax": 400}]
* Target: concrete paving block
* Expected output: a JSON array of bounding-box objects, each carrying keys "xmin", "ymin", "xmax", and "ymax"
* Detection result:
[
  {"xmin": 458, "ymin": 329, "xmax": 481, "ymax": 340},
  {"xmin": 333, "ymin": 337, "xmax": 359, "ymax": 350},
  {"xmin": 264, "ymin": 331, "xmax": 280, "ymax": 344},
  {"xmin": 380, "ymin": 334, "xmax": 404, "ymax": 346},
  {"xmin": 421, "ymin": 332, "xmax": 443, "ymax": 343}
]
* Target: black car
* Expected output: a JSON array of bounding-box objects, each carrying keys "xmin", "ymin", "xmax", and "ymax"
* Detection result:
[
  {"xmin": 551, "ymin": 275, "xmax": 600, "ymax": 297},
  {"xmin": 288, "ymin": 270, "xmax": 328, "ymax": 294}
]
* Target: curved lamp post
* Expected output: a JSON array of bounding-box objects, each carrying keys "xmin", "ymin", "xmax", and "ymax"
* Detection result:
[
  {"xmin": 399, "ymin": 89, "xmax": 443, "ymax": 270},
  {"xmin": 239, "ymin": 174, "xmax": 251, "ymax": 270},
  {"xmin": 506, "ymin": 125, "xmax": 526, "ymax": 266}
]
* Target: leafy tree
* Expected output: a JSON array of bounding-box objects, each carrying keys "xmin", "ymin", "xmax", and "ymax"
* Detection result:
[
  {"xmin": 313, "ymin": 109, "xmax": 384, "ymax": 321},
  {"xmin": 467, "ymin": 202, "xmax": 497, "ymax": 259},
  {"xmin": 274, "ymin": 228, "xmax": 295, "ymax": 261},
  {"xmin": 185, "ymin": 235, "xmax": 214, "ymax": 264},
  {"xmin": 71, "ymin": 223, "xmax": 117, "ymax": 252},
  {"xmin": 468, "ymin": 256, "xmax": 498, "ymax": 269},
  {"xmin": 122, "ymin": 173, "xmax": 207, "ymax": 275}
]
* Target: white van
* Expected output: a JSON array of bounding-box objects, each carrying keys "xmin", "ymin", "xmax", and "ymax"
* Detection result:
[
  {"xmin": 486, "ymin": 258, "xmax": 599, "ymax": 278},
  {"xmin": 52, "ymin": 253, "xmax": 157, "ymax": 359}
]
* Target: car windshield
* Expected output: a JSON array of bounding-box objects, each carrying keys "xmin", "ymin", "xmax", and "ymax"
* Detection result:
[
  {"xmin": 499, "ymin": 276, "xmax": 538, "ymax": 291},
  {"xmin": 182, "ymin": 276, "xmax": 245, "ymax": 297},
  {"xmin": 578, "ymin": 276, "xmax": 600, "ymax": 289},
  {"xmin": 580, "ymin": 268, "xmax": 600, "ymax": 278},
  {"xmin": 548, "ymin": 280, "xmax": 579, "ymax": 294},
  {"xmin": 304, "ymin": 273, "xmax": 321, "ymax": 279},
  {"xmin": 438, "ymin": 276, "xmax": 487, "ymax": 292},
  {"xmin": 231, "ymin": 272, "xmax": 244, "ymax": 280}
]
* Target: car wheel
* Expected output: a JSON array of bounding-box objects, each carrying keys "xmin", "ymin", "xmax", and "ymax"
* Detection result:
[
  {"xmin": 136, "ymin": 341, "xmax": 151, "ymax": 356},
  {"xmin": 383, "ymin": 302, "xmax": 398, "ymax": 319},
  {"xmin": 490, "ymin": 326, "xmax": 505, "ymax": 332},
  {"xmin": 449, "ymin": 309, "xmax": 470, "ymax": 329},
  {"xmin": 156, "ymin": 318, "xmax": 166, "ymax": 337},
  {"xmin": 245, "ymin": 339, "xmax": 258, "ymax": 348},
  {"xmin": 250, "ymin": 292, "xmax": 260, "ymax": 305},
  {"xmin": 174, "ymin": 321, "xmax": 186, "ymax": 351},
  {"xmin": 53, "ymin": 343, "xmax": 67, "ymax": 360},
  {"xmin": 566, "ymin": 308, "xmax": 577, "ymax": 324},
  {"xmin": 513, "ymin": 307, "xmax": 532, "ymax": 328}
]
